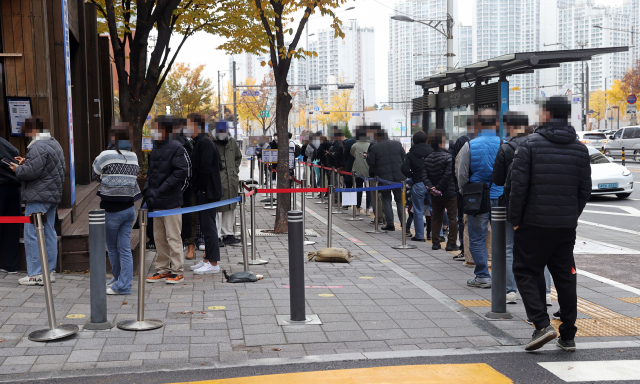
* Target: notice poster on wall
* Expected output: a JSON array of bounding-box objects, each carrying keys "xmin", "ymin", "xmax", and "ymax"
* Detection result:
[
  {"xmin": 7, "ymin": 97, "xmax": 32, "ymax": 136},
  {"xmin": 262, "ymin": 149, "xmax": 278, "ymax": 163},
  {"xmin": 142, "ymin": 136, "xmax": 153, "ymax": 152},
  {"xmin": 390, "ymin": 116, "xmax": 405, "ymax": 136}
]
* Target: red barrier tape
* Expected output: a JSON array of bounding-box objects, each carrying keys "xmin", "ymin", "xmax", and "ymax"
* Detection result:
[
  {"xmin": 339, "ymin": 170, "xmax": 352, "ymax": 176},
  {"xmin": 322, "ymin": 166, "xmax": 332, "ymax": 171},
  {"xmin": 243, "ymin": 184, "xmax": 252, "ymax": 191},
  {"xmin": 0, "ymin": 216, "xmax": 30, "ymax": 224},
  {"xmin": 257, "ymin": 188, "xmax": 327, "ymax": 194},
  {"xmin": 245, "ymin": 189, "xmax": 256, "ymax": 197}
]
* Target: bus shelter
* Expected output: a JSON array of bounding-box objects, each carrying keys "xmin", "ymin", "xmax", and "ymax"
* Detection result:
[{"xmin": 411, "ymin": 47, "xmax": 628, "ymax": 139}]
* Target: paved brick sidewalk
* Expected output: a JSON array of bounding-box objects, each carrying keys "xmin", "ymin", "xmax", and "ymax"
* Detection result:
[{"xmin": 0, "ymin": 192, "xmax": 639, "ymax": 382}]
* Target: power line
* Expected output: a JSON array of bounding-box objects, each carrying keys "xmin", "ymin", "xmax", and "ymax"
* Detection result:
[{"xmin": 372, "ymin": 0, "xmax": 414, "ymax": 18}]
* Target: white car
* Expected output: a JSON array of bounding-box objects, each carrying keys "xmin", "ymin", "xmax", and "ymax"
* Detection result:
[
  {"xmin": 588, "ymin": 146, "xmax": 633, "ymax": 199},
  {"xmin": 577, "ymin": 131, "xmax": 609, "ymax": 149}
]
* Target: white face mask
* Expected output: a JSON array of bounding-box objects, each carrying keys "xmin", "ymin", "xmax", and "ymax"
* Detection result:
[
  {"xmin": 312, "ymin": 140, "xmax": 320, "ymax": 147},
  {"xmin": 151, "ymin": 129, "xmax": 162, "ymax": 141},
  {"xmin": 217, "ymin": 132, "xmax": 228, "ymax": 140},
  {"xmin": 443, "ymin": 141, "xmax": 449, "ymax": 149}
]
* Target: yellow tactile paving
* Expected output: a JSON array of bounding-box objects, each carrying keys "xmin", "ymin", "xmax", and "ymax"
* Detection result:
[
  {"xmin": 457, "ymin": 299, "xmax": 492, "ymax": 307},
  {"xmin": 550, "ymin": 288, "xmax": 625, "ymax": 319},
  {"xmin": 170, "ymin": 364, "xmax": 513, "ymax": 384},
  {"xmin": 550, "ymin": 319, "xmax": 633, "ymax": 337},
  {"xmin": 618, "ymin": 297, "xmax": 640, "ymax": 304}
]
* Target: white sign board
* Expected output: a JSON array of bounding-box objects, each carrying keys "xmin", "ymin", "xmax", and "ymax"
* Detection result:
[
  {"xmin": 627, "ymin": 104, "xmax": 637, "ymax": 114},
  {"xmin": 142, "ymin": 136, "xmax": 153, "ymax": 152},
  {"xmin": 7, "ymin": 98, "xmax": 32, "ymax": 136},
  {"xmin": 390, "ymin": 116, "xmax": 405, "ymax": 137},
  {"xmin": 342, "ymin": 192, "xmax": 356, "ymax": 206},
  {"xmin": 262, "ymin": 149, "xmax": 278, "ymax": 163}
]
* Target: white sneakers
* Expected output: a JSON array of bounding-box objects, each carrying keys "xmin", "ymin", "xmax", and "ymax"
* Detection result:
[
  {"xmin": 190, "ymin": 260, "xmax": 206, "ymax": 271},
  {"xmin": 198, "ymin": 244, "xmax": 206, "ymax": 251},
  {"xmin": 193, "ymin": 262, "xmax": 220, "ymax": 275},
  {"xmin": 18, "ymin": 271, "xmax": 55, "ymax": 286},
  {"xmin": 506, "ymin": 292, "xmax": 517, "ymax": 304},
  {"xmin": 365, "ymin": 207, "xmax": 373, "ymax": 215},
  {"xmin": 106, "ymin": 287, "xmax": 122, "ymax": 295}
]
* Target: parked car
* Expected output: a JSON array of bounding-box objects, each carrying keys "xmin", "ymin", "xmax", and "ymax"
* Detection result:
[
  {"xmin": 588, "ymin": 146, "xmax": 633, "ymax": 199},
  {"xmin": 603, "ymin": 126, "xmax": 640, "ymax": 161},
  {"xmin": 577, "ymin": 131, "xmax": 609, "ymax": 149}
]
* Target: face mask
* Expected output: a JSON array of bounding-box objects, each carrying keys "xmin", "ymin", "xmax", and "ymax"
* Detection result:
[
  {"xmin": 444, "ymin": 141, "xmax": 449, "ymax": 150},
  {"xmin": 312, "ymin": 140, "xmax": 320, "ymax": 147},
  {"xmin": 151, "ymin": 129, "xmax": 162, "ymax": 141},
  {"xmin": 117, "ymin": 140, "xmax": 132, "ymax": 150},
  {"xmin": 217, "ymin": 132, "xmax": 228, "ymax": 141}
]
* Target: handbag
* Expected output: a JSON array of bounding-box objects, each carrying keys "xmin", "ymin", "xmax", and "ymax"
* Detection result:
[{"xmin": 462, "ymin": 181, "xmax": 491, "ymax": 216}]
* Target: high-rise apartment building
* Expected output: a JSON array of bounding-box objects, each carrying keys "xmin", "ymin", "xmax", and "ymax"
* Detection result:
[
  {"xmin": 558, "ymin": 0, "xmax": 631, "ymax": 95},
  {"xmin": 388, "ymin": 0, "xmax": 462, "ymax": 103},
  {"xmin": 459, "ymin": 25, "xmax": 473, "ymax": 67}
]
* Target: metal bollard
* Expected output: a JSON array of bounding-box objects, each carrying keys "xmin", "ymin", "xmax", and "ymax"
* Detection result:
[
  {"xmin": 265, "ymin": 172, "xmax": 277, "ymax": 209},
  {"xmin": 367, "ymin": 177, "xmax": 386, "ymax": 234},
  {"xmin": 622, "ymin": 146, "xmax": 626, "ymax": 166},
  {"xmin": 28, "ymin": 212, "xmax": 79, "ymax": 341},
  {"xmin": 85, "ymin": 209, "xmax": 114, "ymax": 330},
  {"xmin": 259, "ymin": 160, "xmax": 264, "ymax": 188},
  {"xmin": 288, "ymin": 211, "xmax": 305, "ymax": 321},
  {"xmin": 486, "ymin": 206, "xmax": 513, "ymax": 319},
  {"xmin": 393, "ymin": 181, "xmax": 417, "ymax": 249},
  {"xmin": 249, "ymin": 189, "xmax": 269, "ymax": 265},
  {"xmin": 117, "ymin": 209, "xmax": 163, "ymax": 331},
  {"xmin": 327, "ymin": 185, "xmax": 334, "ymax": 247},
  {"xmin": 240, "ymin": 193, "xmax": 249, "ymax": 271}
]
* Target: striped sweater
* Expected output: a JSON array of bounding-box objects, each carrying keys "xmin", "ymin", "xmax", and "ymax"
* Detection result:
[{"xmin": 91, "ymin": 149, "xmax": 141, "ymax": 202}]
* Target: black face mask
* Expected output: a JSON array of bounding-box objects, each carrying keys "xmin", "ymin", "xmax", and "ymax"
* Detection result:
[{"xmin": 478, "ymin": 117, "xmax": 497, "ymax": 126}]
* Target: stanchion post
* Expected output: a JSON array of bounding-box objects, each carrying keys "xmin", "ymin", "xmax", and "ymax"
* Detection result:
[
  {"xmin": 393, "ymin": 181, "xmax": 417, "ymax": 249},
  {"xmin": 486, "ymin": 206, "xmax": 512, "ymax": 319},
  {"xmin": 117, "ymin": 209, "xmax": 163, "ymax": 331},
  {"xmin": 367, "ymin": 177, "xmax": 386, "ymax": 234},
  {"xmin": 331, "ymin": 168, "xmax": 341, "ymax": 214},
  {"xmin": 327, "ymin": 185, "xmax": 334, "ymax": 247},
  {"xmin": 316, "ymin": 167, "xmax": 326, "ymax": 204},
  {"xmin": 259, "ymin": 160, "xmax": 264, "ymax": 187},
  {"xmin": 85, "ymin": 209, "xmax": 114, "ymax": 330},
  {"xmin": 346, "ymin": 172, "xmax": 363, "ymax": 221},
  {"xmin": 302, "ymin": 176, "xmax": 317, "ymax": 246},
  {"xmin": 249, "ymin": 189, "xmax": 269, "ymax": 265},
  {"xmin": 265, "ymin": 168, "xmax": 277, "ymax": 209},
  {"xmin": 240, "ymin": 193, "xmax": 249, "ymax": 271},
  {"xmin": 292, "ymin": 174, "xmax": 297, "ymax": 211},
  {"xmin": 28, "ymin": 212, "xmax": 79, "ymax": 341},
  {"xmin": 250, "ymin": 155, "xmax": 255, "ymax": 182}
]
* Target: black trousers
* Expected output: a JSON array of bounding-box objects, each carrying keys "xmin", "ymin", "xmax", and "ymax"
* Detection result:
[
  {"xmin": 513, "ymin": 225, "xmax": 577, "ymax": 340},
  {"xmin": 0, "ymin": 184, "xmax": 21, "ymax": 272},
  {"xmin": 197, "ymin": 193, "xmax": 220, "ymax": 262},
  {"xmin": 457, "ymin": 191, "xmax": 464, "ymax": 247},
  {"xmin": 381, "ymin": 188, "xmax": 402, "ymax": 226},
  {"xmin": 355, "ymin": 179, "xmax": 371, "ymax": 209}
]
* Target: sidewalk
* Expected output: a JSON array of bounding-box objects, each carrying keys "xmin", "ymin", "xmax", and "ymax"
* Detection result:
[{"xmin": 1, "ymin": 191, "xmax": 640, "ymax": 382}]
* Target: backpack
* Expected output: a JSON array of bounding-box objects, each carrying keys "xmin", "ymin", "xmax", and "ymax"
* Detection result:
[{"xmin": 498, "ymin": 142, "xmax": 518, "ymax": 210}]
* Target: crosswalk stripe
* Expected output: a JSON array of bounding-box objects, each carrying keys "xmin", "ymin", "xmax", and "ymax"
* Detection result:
[
  {"xmin": 168, "ymin": 364, "xmax": 513, "ymax": 384},
  {"xmin": 539, "ymin": 360, "xmax": 640, "ymax": 382}
]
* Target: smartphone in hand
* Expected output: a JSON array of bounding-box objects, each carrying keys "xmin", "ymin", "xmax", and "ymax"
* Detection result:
[{"xmin": 1, "ymin": 158, "xmax": 13, "ymax": 166}]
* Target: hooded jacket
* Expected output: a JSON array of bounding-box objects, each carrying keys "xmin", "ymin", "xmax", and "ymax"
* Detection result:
[
  {"xmin": 508, "ymin": 121, "xmax": 591, "ymax": 228},
  {"xmin": 491, "ymin": 135, "xmax": 528, "ymax": 187},
  {"xmin": 350, "ymin": 140, "xmax": 370, "ymax": 179},
  {"xmin": 192, "ymin": 133, "xmax": 223, "ymax": 202},
  {"xmin": 401, "ymin": 142, "xmax": 433, "ymax": 183},
  {"xmin": 212, "ymin": 136, "xmax": 242, "ymax": 212},
  {"xmin": 367, "ymin": 139, "xmax": 406, "ymax": 182},
  {"xmin": 15, "ymin": 135, "xmax": 65, "ymax": 204},
  {"xmin": 143, "ymin": 139, "xmax": 188, "ymax": 210}
]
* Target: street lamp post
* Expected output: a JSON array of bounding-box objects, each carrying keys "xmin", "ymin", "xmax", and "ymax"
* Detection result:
[{"xmin": 218, "ymin": 71, "xmax": 227, "ymax": 121}]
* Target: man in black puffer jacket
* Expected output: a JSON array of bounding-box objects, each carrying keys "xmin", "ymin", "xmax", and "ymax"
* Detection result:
[
  {"xmin": 144, "ymin": 116, "xmax": 189, "ymax": 284},
  {"xmin": 367, "ymin": 130, "xmax": 406, "ymax": 230},
  {"xmin": 424, "ymin": 129, "xmax": 458, "ymax": 251},
  {"xmin": 402, "ymin": 131, "xmax": 433, "ymax": 241},
  {"xmin": 508, "ymin": 97, "xmax": 591, "ymax": 352}
]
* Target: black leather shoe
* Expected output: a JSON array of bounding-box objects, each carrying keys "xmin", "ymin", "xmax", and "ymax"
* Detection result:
[
  {"xmin": 381, "ymin": 225, "xmax": 396, "ymax": 231},
  {"xmin": 432, "ymin": 242, "xmax": 441, "ymax": 250},
  {"xmin": 445, "ymin": 243, "xmax": 460, "ymax": 251},
  {"xmin": 411, "ymin": 237, "xmax": 425, "ymax": 242}
]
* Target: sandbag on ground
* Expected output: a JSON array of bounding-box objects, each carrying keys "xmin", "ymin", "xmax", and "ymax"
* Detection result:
[{"xmin": 308, "ymin": 248, "xmax": 351, "ymax": 263}]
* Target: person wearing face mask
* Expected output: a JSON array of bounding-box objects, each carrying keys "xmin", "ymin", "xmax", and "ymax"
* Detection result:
[
  {"xmin": 175, "ymin": 119, "xmax": 196, "ymax": 259},
  {"xmin": 212, "ymin": 122, "xmax": 242, "ymax": 246},
  {"xmin": 305, "ymin": 132, "xmax": 321, "ymax": 188},
  {"xmin": 424, "ymin": 129, "xmax": 458, "ymax": 251}
]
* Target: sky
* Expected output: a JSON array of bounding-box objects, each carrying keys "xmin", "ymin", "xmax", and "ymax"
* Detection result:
[{"xmin": 170, "ymin": 0, "xmax": 622, "ymax": 106}]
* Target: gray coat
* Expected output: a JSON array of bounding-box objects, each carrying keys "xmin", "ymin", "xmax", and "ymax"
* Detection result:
[
  {"xmin": 15, "ymin": 137, "xmax": 66, "ymax": 204},
  {"xmin": 350, "ymin": 140, "xmax": 370, "ymax": 179}
]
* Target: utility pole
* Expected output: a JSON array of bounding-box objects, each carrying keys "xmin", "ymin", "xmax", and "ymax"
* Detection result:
[
  {"xmin": 577, "ymin": 40, "xmax": 588, "ymax": 132},
  {"xmin": 218, "ymin": 71, "xmax": 226, "ymax": 121},
  {"xmin": 233, "ymin": 61, "xmax": 238, "ymax": 141}
]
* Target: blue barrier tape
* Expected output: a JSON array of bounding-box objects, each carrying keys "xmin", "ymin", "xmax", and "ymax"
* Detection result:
[
  {"xmin": 354, "ymin": 173, "xmax": 375, "ymax": 181},
  {"xmin": 335, "ymin": 183, "xmax": 403, "ymax": 193},
  {"xmin": 148, "ymin": 196, "xmax": 242, "ymax": 218},
  {"xmin": 376, "ymin": 178, "xmax": 396, "ymax": 185}
]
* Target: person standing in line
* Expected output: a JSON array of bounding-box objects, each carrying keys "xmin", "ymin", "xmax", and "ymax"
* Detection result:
[
  {"xmin": 189, "ymin": 114, "xmax": 224, "ymax": 275},
  {"xmin": 350, "ymin": 127, "xmax": 372, "ymax": 214},
  {"xmin": 268, "ymin": 134, "xmax": 278, "ymax": 181},
  {"xmin": 424, "ymin": 129, "xmax": 458, "ymax": 251},
  {"xmin": 10, "ymin": 117, "xmax": 65, "ymax": 286},
  {"xmin": 92, "ymin": 123, "xmax": 141, "ymax": 295},
  {"xmin": 491, "ymin": 112, "xmax": 529, "ymax": 305},
  {"xmin": 175, "ymin": 120, "xmax": 196, "ymax": 260},
  {"xmin": 305, "ymin": 132, "xmax": 321, "ymax": 189},
  {"xmin": 318, "ymin": 136, "xmax": 332, "ymax": 197},
  {"xmin": 401, "ymin": 130, "xmax": 433, "ymax": 242},
  {"xmin": 367, "ymin": 129, "xmax": 406, "ymax": 231},
  {"xmin": 0, "ymin": 135, "xmax": 22, "ymax": 274},
  {"xmin": 144, "ymin": 116, "xmax": 189, "ymax": 284},
  {"xmin": 509, "ymin": 96, "xmax": 591, "ymax": 352},
  {"xmin": 255, "ymin": 136, "xmax": 270, "ymax": 184},
  {"xmin": 212, "ymin": 122, "xmax": 242, "ymax": 247},
  {"xmin": 457, "ymin": 109, "xmax": 503, "ymax": 289},
  {"xmin": 343, "ymin": 132, "xmax": 356, "ymax": 190},
  {"xmin": 450, "ymin": 118, "xmax": 474, "ymax": 261}
]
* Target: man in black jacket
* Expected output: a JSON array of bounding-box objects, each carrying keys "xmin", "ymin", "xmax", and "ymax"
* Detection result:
[
  {"xmin": 508, "ymin": 97, "xmax": 591, "ymax": 352},
  {"xmin": 401, "ymin": 131, "xmax": 433, "ymax": 241},
  {"xmin": 0, "ymin": 136, "xmax": 21, "ymax": 274},
  {"xmin": 367, "ymin": 130, "xmax": 407, "ymax": 230},
  {"xmin": 145, "ymin": 116, "xmax": 189, "ymax": 284},
  {"xmin": 188, "ymin": 114, "xmax": 224, "ymax": 275}
]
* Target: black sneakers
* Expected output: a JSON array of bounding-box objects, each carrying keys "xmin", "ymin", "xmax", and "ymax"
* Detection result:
[
  {"xmin": 452, "ymin": 253, "xmax": 465, "ymax": 261},
  {"xmin": 411, "ymin": 237, "xmax": 425, "ymax": 242},
  {"xmin": 445, "ymin": 243, "xmax": 460, "ymax": 251},
  {"xmin": 524, "ymin": 325, "xmax": 558, "ymax": 351},
  {"xmin": 432, "ymin": 242, "xmax": 441, "ymax": 250},
  {"xmin": 552, "ymin": 310, "xmax": 561, "ymax": 319},
  {"xmin": 381, "ymin": 225, "xmax": 396, "ymax": 231},
  {"xmin": 556, "ymin": 338, "xmax": 576, "ymax": 352}
]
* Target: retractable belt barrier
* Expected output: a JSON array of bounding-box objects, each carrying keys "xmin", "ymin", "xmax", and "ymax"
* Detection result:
[
  {"xmin": 147, "ymin": 196, "xmax": 242, "ymax": 218},
  {"xmin": 0, "ymin": 216, "xmax": 31, "ymax": 223},
  {"xmin": 335, "ymin": 184, "xmax": 403, "ymax": 193}
]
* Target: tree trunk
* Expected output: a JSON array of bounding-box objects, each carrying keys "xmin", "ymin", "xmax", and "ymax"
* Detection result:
[{"xmin": 273, "ymin": 76, "xmax": 293, "ymax": 233}]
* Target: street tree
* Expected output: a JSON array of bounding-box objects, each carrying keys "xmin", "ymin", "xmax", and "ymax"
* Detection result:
[
  {"xmin": 315, "ymin": 98, "xmax": 334, "ymax": 130},
  {"xmin": 156, "ymin": 62, "xmax": 214, "ymax": 117},
  {"xmin": 236, "ymin": 73, "xmax": 278, "ymax": 136},
  {"xmin": 91, "ymin": 0, "xmax": 243, "ymax": 157},
  {"xmin": 606, "ymin": 79, "xmax": 632, "ymax": 119},
  {"xmin": 589, "ymin": 90, "xmax": 606, "ymax": 129},
  {"xmin": 221, "ymin": 0, "xmax": 350, "ymax": 233},
  {"xmin": 330, "ymin": 89, "xmax": 353, "ymax": 127}
]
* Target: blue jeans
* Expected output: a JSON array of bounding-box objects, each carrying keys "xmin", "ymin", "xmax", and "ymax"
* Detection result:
[
  {"xmin": 106, "ymin": 207, "xmax": 136, "ymax": 294},
  {"xmin": 466, "ymin": 199, "xmax": 500, "ymax": 280},
  {"xmin": 505, "ymin": 220, "xmax": 516, "ymax": 293},
  {"xmin": 544, "ymin": 266, "xmax": 551, "ymax": 294},
  {"xmin": 24, "ymin": 202, "xmax": 58, "ymax": 277},
  {"xmin": 411, "ymin": 182, "xmax": 426, "ymax": 239}
]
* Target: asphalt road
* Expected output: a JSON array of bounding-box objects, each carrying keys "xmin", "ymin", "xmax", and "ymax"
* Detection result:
[{"xmin": 17, "ymin": 347, "xmax": 640, "ymax": 384}]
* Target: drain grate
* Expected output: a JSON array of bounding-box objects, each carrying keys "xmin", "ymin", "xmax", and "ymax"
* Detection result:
[
  {"xmin": 618, "ymin": 297, "xmax": 640, "ymax": 304},
  {"xmin": 251, "ymin": 229, "xmax": 319, "ymax": 237},
  {"xmin": 457, "ymin": 300, "xmax": 491, "ymax": 307}
]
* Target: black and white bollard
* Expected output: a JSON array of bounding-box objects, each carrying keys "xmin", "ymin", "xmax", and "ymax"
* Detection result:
[
  {"xmin": 276, "ymin": 211, "xmax": 321, "ymax": 325},
  {"xmin": 486, "ymin": 206, "xmax": 513, "ymax": 319},
  {"xmin": 117, "ymin": 209, "xmax": 164, "ymax": 331},
  {"xmin": 28, "ymin": 212, "xmax": 79, "ymax": 341},
  {"xmin": 85, "ymin": 209, "xmax": 114, "ymax": 330}
]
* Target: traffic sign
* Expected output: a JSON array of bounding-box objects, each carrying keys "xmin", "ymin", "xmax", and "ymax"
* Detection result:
[
  {"xmin": 588, "ymin": 109, "xmax": 594, "ymax": 114},
  {"xmin": 627, "ymin": 104, "xmax": 636, "ymax": 114},
  {"xmin": 541, "ymin": 91, "xmax": 546, "ymax": 98},
  {"xmin": 314, "ymin": 106, "xmax": 320, "ymax": 112},
  {"xmin": 242, "ymin": 91, "xmax": 249, "ymax": 96},
  {"xmin": 628, "ymin": 94, "xmax": 637, "ymax": 104},
  {"xmin": 352, "ymin": 113, "xmax": 361, "ymax": 116},
  {"xmin": 572, "ymin": 97, "xmax": 581, "ymax": 103}
]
